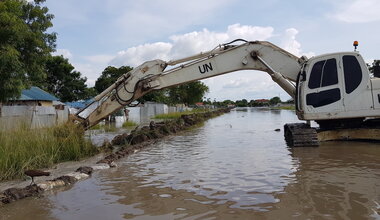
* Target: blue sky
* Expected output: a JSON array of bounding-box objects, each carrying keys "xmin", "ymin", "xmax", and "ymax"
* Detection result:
[{"xmin": 43, "ymin": 0, "xmax": 380, "ymax": 101}]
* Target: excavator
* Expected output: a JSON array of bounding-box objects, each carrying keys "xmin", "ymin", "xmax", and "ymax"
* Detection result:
[{"xmin": 75, "ymin": 39, "xmax": 380, "ymax": 147}]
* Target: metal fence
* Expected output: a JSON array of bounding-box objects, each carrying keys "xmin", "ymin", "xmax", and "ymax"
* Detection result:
[
  {"xmin": 0, "ymin": 106, "xmax": 69, "ymax": 131},
  {"xmin": 126, "ymin": 102, "xmax": 193, "ymax": 124}
]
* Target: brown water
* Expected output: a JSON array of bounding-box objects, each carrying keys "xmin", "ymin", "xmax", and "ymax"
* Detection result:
[{"xmin": 1, "ymin": 108, "xmax": 380, "ymax": 220}]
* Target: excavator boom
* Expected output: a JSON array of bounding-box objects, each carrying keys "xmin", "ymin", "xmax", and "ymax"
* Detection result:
[
  {"xmin": 75, "ymin": 40, "xmax": 304, "ymax": 128},
  {"xmin": 75, "ymin": 38, "xmax": 380, "ymax": 146}
]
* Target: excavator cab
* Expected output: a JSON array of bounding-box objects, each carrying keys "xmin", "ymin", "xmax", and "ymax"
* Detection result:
[{"xmin": 297, "ymin": 52, "xmax": 374, "ymax": 123}]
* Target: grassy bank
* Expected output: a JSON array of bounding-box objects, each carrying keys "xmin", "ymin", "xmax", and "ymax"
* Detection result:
[
  {"xmin": 0, "ymin": 123, "xmax": 98, "ymax": 181},
  {"xmin": 122, "ymin": 121, "xmax": 138, "ymax": 127},
  {"xmin": 153, "ymin": 108, "xmax": 209, "ymax": 119},
  {"xmin": 271, "ymin": 105, "xmax": 295, "ymax": 110},
  {"xmin": 112, "ymin": 108, "xmax": 230, "ymax": 146}
]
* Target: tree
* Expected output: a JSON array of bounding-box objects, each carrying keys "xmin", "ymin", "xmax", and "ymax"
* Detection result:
[
  {"xmin": 235, "ymin": 99, "xmax": 248, "ymax": 107},
  {"xmin": 222, "ymin": 99, "xmax": 235, "ymax": 106},
  {"xmin": 138, "ymin": 89, "xmax": 170, "ymax": 104},
  {"xmin": 285, "ymin": 98, "xmax": 294, "ymax": 104},
  {"xmin": 168, "ymin": 81, "xmax": 209, "ymax": 105},
  {"xmin": 269, "ymin": 96, "xmax": 281, "ymax": 105},
  {"xmin": 203, "ymin": 98, "xmax": 212, "ymax": 105},
  {"xmin": 94, "ymin": 67, "xmax": 209, "ymax": 105},
  {"xmin": 0, "ymin": 0, "xmax": 56, "ymax": 102},
  {"xmin": 368, "ymin": 60, "xmax": 380, "ymax": 76},
  {"xmin": 95, "ymin": 66, "xmax": 133, "ymax": 94},
  {"xmin": 95, "ymin": 65, "xmax": 170, "ymax": 104},
  {"xmin": 85, "ymin": 87, "xmax": 98, "ymax": 99},
  {"xmin": 43, "ymin": 55, "xmax": 89, "ymax": 102},
  {"xmin": 248, "ymin": 100, "xmax": 255, "ymax": 107}
]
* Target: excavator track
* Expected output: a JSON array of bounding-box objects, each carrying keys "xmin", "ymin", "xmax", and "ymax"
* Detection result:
[{"xmin": 284, "ymin": 123, "xmax": 319, "ymax": 147}]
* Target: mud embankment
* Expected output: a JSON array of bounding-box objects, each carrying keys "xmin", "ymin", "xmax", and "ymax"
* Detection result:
[{"xmin": 0, "ymin": 109, "xmax": 230, "ymax": 206}]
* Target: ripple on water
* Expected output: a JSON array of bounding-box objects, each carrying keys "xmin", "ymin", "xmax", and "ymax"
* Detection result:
[{"xmin": 116, "ymin": 111, "xmax": 299, "ymax": 209}]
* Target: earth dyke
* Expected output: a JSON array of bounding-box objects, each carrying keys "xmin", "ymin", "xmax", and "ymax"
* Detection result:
[{"xmin": 0, "ymin": 108, "xmax": 230, "ymax": 205}]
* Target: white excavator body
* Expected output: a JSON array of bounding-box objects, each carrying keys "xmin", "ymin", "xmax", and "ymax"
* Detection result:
[
  {"xmin": 74, "ymin": 39, "xmax": 380, "ymax": 146},
  {"xmin": 298, "ymin": 52, "xmax": 380, "ymax": 121}
]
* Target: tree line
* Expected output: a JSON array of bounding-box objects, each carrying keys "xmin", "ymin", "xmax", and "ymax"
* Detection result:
[
  {"xmin": 1, "ymin": 0, "xmax": 379, "ymax": 105},
  {"xmin": 0, "ymin": 0, "xmax": 208, "ymax": 105},
  {"xmin": 203, "ymin": 96, "xmax": 291, "ymax": 108},
  {"xmin": 95, "ymin": 66, "xmax": 209, "ymax": 105}
]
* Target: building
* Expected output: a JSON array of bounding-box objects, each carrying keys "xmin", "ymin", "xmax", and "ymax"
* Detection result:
[
  {"xmin": 255, "ymin": 99, "xmax": 270, "ymax": 104},
  {"xmin": 65, "ymin": 98, "xmax": 94, "ymax": 114},
  {"xmin": 5, "ymin": 86, "xmax": 59, "ymax": 107},
  {"xmin": 0, "ymin": 87, "xmax": 69, "ymax": 130},
  {"xmin": 195, "ymin": 102, "xmax": 204, "ymax": 107}
]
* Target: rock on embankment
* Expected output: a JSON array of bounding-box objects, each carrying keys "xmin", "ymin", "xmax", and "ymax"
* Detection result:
[{"xmin": 112, "ymin": 108, "xmax": 230, "ymax": 146}]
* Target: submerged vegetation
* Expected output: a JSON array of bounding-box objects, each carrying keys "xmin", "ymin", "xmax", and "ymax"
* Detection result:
[
  {"xmin": 122, "ymin": 121, "xmax": 138, "ymax": 127},
  {"xmin": 271, "ymin": 105, "xmax": 295, "ymax": 110},
  {"xmin": 0, "ymin": 123, "xmax": 98, "ymax": 181}
]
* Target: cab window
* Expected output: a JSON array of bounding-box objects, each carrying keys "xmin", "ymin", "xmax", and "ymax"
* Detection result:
[
  {"xmin": 343, "ymin": 55, "xmax": 362, "ymax": 94},
  {"xmin": 308, "ymin": 59, "xmax": 338, "ymax": 89}
]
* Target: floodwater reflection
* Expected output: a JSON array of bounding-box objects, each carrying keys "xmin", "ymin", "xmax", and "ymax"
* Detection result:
[
  {"xmin": 1, "ymin": 108, "xmax": 379, "ymax": 219},
  {"xmin": 276, "ymin": 142, "xmax": 380, "ymax": 219}
]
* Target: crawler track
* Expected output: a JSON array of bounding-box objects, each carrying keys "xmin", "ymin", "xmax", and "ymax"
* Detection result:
[{"xmin": 284, "ymin": 123, "xmax": 319, "ymax": 147}]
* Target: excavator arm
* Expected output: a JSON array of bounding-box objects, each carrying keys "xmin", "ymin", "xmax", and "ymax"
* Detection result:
[{"xmin": 76, "ymin": 40, "xmax": 306, "ymax": 128}]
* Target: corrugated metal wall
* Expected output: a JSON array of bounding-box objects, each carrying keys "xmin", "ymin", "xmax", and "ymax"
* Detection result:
[
  {"xmin": 0, "ymin": 106, "xmax": 69, "ymax": 130},
  {"xmin": 125, "ymin": 103, "xmax": 193, "ymax": 124}
]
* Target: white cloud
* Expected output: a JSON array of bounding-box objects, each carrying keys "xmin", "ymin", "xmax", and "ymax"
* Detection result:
[
  {"xmin": 52, "ymin": 49, "xmax": 114, "ymax": 86},
  {"xmin": 71, "ymin": 24, "xmax": 309, "ymax": 100},
  {"xmin": 111, "ymin": 0, "xmax": 235, "ymax": 43},
  {"xmin": 333, "ymin": 0, "xmax": 380, "ymax": 23},
  {"xmin": 167, "ymin": 24, "xmax": 274, "ymax": 60},
  {"xmin": 281, "ymin": 28, "xmax": 301, "ymax": 56},
  {"xmin": 72, "ymin": 62, "xmax": 100, "ymax": 86},
  {"xmin": 110, "ymin": 24, "xmax": 274, "ymax": 66},
  {"xmin": 76, "ymin": 55, "xmax": 114, "ymax": 86},
  {"xmin": 111, "ymin": 42, "xmax": 172, "ymax": 67},
  {"xmin": 226, "ymin": 24, "xmax": 274, "ymax": 41},
  {"xmin": 222, "ymin": 78, "xmax": 253, "ymax": 89},
  {"xmin": 168, "ymin": 29, "xmax": 229, "ymax": 59},
  {"xmin": 84, "ymin": 55, "xmax": 114, "ymax": 64},
  {"xmin": 53, "ymin": 49, "xmax": 73, "ymax": 59},
  {"xmin": 281, "ymin": 28, "xmax": 315, "ymax": 58},
  {"xmin": 202, "ymin": 71, "xmax": 290, "ymax": 101}
]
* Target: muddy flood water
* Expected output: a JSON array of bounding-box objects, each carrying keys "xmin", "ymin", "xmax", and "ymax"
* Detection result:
[{"xmin": 1, "ymin": 108, "xmax": 380, "ymax": 219}]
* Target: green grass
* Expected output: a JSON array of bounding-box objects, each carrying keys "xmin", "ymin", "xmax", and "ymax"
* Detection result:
[
  {"xmin": 271, "ymin": 105, "xmax": 295, "ymax": 110},
  {"xmin": 90, "ymin": 124, "xmax": 102, "ymax": 130},
  {"xmin": 0, "ymin": 122, "xmax": 98, "ymax": 181},
  {"xmin": 153, "ymin": 109, "xmax": 209, "ymax": 119},
  {"xmin": 103, "ymin": 125, "xmax": 117, "ymax": 132},
  {"xmin": 122, "ymin": 120, "xmax": 138, "ymax": 127}
]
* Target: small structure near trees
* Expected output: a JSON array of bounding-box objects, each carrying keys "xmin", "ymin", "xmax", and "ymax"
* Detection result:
[{"xmin": 0, "ymin": 87, "xmax": 69, "ymax": 130}]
